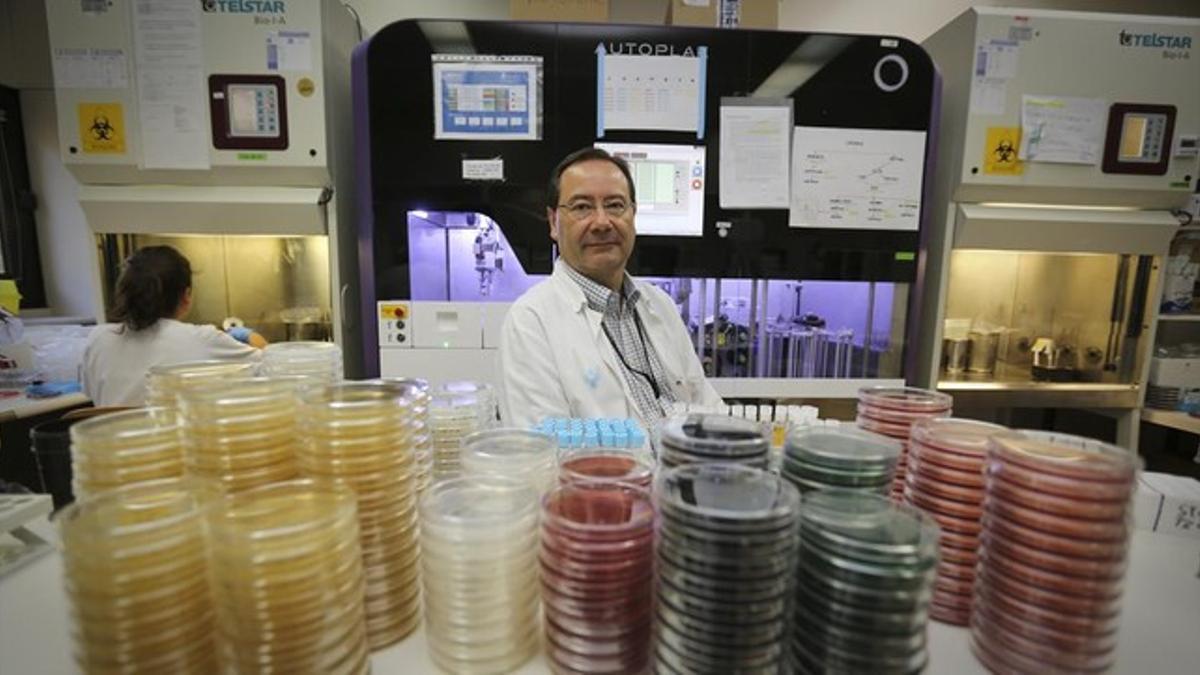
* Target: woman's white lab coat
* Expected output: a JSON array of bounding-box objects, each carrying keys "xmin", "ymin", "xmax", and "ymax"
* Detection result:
[{"xmin": 498, "ymin": 260, "xmax": 723, "ymax": 427}]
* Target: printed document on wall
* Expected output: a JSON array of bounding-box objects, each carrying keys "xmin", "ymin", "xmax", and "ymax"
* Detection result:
[
  {"xmin": 131, "ymin": 0, "xmax": 209, "ymax": 169},
  {"xmin": 433, "ymin": 55, "xmax": 542, "ymax": 141},
  {"xmin": 789, "ymin": 127, "xmax": 925, "ymax": 231},
  {"xmin": 1019, "ymin": 95, "xmax": 1106, "ymax": 165},
  {"xmin": 718, "ymin": 101, "xmax": 791, "ymax": 209},
  {"xmin": 600, "ymin": 49, "xmax": 705, "ymax": 134}
]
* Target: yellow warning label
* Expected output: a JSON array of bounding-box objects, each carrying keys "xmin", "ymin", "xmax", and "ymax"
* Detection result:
[
  {"xmin": 984, "ymin": 126, "xmax": 1022, "ymax": 175},
  {"xmin": 78, "ymin": 102, "xmax": 125, "ymax": 154},
  {"xmin": 379, "ymin": 303, "xmax": 409, "ymax": 320},
  {"xmin": 297, "ymin": 77, "xmax": 315, "ymax": 97}
]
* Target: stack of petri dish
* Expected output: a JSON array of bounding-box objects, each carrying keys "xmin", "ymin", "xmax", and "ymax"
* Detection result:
[
  {"xmin": 541, "ymin": 481, "xmax": 656, "ymax": 673},
  {"xmin": 419, "ymin": 476, "xmax": 541, "ymax": 673},
  {"xmin": 144, "ymin": 359, "xmax": 258, "ymax": 409},
  {"xmin": 782, "ymin": 426, "xmax": 901, "ymax": 495},
  {"xmin": 657, "ymin": 414, "xmax": 770, "ymax": 469},
  {"xmin": 557, "ymin": 447, "xmax": 655, "ymax": 488},
  {"xmin": 460, "ymin": 428, "xmax": 558, "ymax": 494},
  {"xmin": 971, "ymin": 430, "xmax": 1139, "ymax": 674},
  {"xmin": 177, "ymin": 377, "xmax": 301, "ymax": 493},
  {"xmin": 59, "ymin": 478, "xmax": 218, "ymax": 673},
  {"xmin": 374, "ymin": 378, "xmax": 433, "ymax": 492},
  {"xmin": 208, "ymin": 479, "xmax": 369, "ymax": 674},
  {"xmin": 905, "ymin": 417, "xmax": 1007, "ymax": 625},
  {"xmin": 428, "ymin": 381, "xmax": 493, "ymax": 483},
  {"xmin": 298, "ymin": 381, "xmax": 423, "ymax": 649},
  {"xmin": 654, "ymin": 464, "xmax": 800, "ymax": 673},
  {"xmin": 69, "ymin": 406, "xmax": 186, "ymax": 501},
  {"xmin": 791, "ymin": 490, "xmax": 939, "ymax": 674},
  {"xmin": 856, "ymin": 386, "xmax": 952, "ymax": 500},
  {"xmin": 260, "ymin": 341, "xmax": 344, "ymax": 381}
]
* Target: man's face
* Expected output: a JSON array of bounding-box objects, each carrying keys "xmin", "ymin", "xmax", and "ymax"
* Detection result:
[{"xmin": 548, "ymin": 159, "xmax": 636, "ymax": 288}]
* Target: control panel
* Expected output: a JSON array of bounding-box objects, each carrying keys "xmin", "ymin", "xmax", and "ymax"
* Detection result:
[
  {"xmin": 377, "ymin": 301, "xmax": 411, "ymax": 347},
  {"xmin": 1103, "ymin": 103, "xmax": 1176, "ymax": 175},
  {"xmin": 209, "ymin": 74, "xmax": 289, "ymax": 150}
]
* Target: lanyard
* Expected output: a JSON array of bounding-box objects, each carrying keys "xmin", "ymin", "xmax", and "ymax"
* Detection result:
[{"xmin": 601, "ymin": 307, "xmax": 662, "ymax": 401}]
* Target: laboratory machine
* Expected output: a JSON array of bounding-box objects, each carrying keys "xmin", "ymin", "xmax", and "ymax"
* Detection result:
[
  {"xmin": 916, "ymin": 8, "xmax": 1200, "ymax": 447},
  {"xmin": 45, "ymin": 0, "xmax": 361, "ymax": 369},
  {"xmin": 354, "ymin": 19, "xmax": 939, "ymax": 398}
]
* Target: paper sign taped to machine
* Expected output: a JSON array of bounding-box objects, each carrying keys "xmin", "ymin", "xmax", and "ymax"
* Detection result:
[
  {"xmin": 1019, "ymin": 95, "xmax": 1107, "ymax": 165},
  {"xmin": 462, "ymin": 158, "xmax": 504, "ymax": 181},
  {"xmin": 52, "ymin": 47, "xmax": 129, "ymax": 89},
  {"xmin": 789, "ymin": 127, "xmax": 925, "ymax": 231},
  {"xmin": 77, "ymin": 102, "xmax": 126, "ymax": 154},
  {"xmin": 600, "ymin": 51, "xmax": 704, "ymax": 134},
  {"xmin": 983, "ymin": 127, "xmax": 1023, "ymax": 175},
  {"xmin": 267, "ymin": 31, "xmax": 312, "ymax": 72}
]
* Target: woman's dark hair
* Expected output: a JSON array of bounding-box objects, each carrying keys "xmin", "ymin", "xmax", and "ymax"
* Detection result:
[
  {"xmin": 110, "ymin": 246, "xmax": 192, "ymax": 331},
  {"xmin": 546, "ymin": 147, "xmax": 637, "ymax": 209}
]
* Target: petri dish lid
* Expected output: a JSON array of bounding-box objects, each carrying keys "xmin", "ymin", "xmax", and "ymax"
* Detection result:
[
  {"xmin": 302, "ymin": 380, "xmax": 423, "ymax": 412},
  {"xmin": 785, "ymin": 427, "xmax": 901, "ymax": 469},
  {"xmin": 658, "ymin": 414, "xmax": 768, "ymax": 458},
  {"xmin": 656, "ymin": 464, "xmax": 799, "ymax": 528},
  {"xmin": 799, "ymin": 490, "xmax": 940, "ymax": 564},
  {"xmin": 461, "ymin": 429, "xmax": 556, "ymax": 466},
  {"xmin": 541, "ymin": 481, "xmax": 655, "ymax": 535},
  {"xmin": 419, "ymin": 475, "xmax": 538, "ymax": 527},
  {"xmin": 858, "ymin": 386, "xmax": 952, "ymax": 413},
  {"xmin": 71, "ymin": 406, "xmax": 182, "ymax": 448},
  {"xmin": 910, "ymin": 418, "xmax": 1007, "ymax": 457},
  {"xmin": 988, "ymin": 430, "xmax": 1141, "ymax": 483}
]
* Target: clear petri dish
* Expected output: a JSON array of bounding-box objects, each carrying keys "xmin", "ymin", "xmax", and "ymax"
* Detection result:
[
  {"xmin": 558, "ymin": 448, "xmax": 655, "ymax": 487},
  {"xmin": 656, "ymin": 463, "xmax": 800, "ymax": 531},
  {"xmin": 800, "ymin": 489, "xmax": 941, "ymax": 565},
  {"xmin": 658, "ymin": 413, "xmax": 769, "ymax": 460},
  {"xmin": 787, "ymin": 426, "xmax": 901, "ymax": 469},
  {"xmin": 988, "ymin": 429, "xmax": 1141, "ymax": 483}
]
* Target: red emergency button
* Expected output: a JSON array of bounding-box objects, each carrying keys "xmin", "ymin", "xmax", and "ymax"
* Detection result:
[{"xmin": 393, "ymin": 306, "xmax": 407, "ymax": 319}]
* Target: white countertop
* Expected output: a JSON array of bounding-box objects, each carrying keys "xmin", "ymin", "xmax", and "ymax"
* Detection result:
[
  {"xmin": 0, "ymin": 392, "xmax": 89, "ymax": 422},
  {"xmin": 3, "ymin": 522, "xmax": 1198, "ymax": 674}
]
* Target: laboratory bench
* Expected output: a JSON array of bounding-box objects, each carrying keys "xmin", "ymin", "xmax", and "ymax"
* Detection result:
[{"xmin": 2, "ymin": 520, "xmax": 1198, "ymax": 674}]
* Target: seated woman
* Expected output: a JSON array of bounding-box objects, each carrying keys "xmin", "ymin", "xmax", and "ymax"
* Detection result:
[{"xmin": 82, "ymin": 245, "xmax": 265, "ymax": 406}]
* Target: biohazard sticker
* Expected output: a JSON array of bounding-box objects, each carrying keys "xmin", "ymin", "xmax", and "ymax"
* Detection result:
[
  {"xmin": 78, "ymin": 102, "xmax": 126, "ymax": 154},
  {"xmin": 984, "ymin": 126, "xmax": 1022, "ymax": 175}
]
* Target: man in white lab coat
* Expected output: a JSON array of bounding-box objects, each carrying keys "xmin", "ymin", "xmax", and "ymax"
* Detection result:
[{"xmin": 498, "ymin": 148, "xmax": 723, "ymax": 428}]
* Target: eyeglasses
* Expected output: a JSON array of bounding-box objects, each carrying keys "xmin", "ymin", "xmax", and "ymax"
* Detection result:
[{"xmin": 556, "ymin": 199, "xmax": 632, "ymax": 221}]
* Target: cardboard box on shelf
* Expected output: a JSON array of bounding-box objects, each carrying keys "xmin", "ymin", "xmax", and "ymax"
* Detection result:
[
  {"xmin": 666, "ymin": 0, "xmax": 778, "ymax": 30},
  {"xmin": 1137, "ymin": 472, "xmax": 1200, "ymax": 540},
  {"xmin": 511, "ymin": 0, "xmax": 609, "ymax": 22}
]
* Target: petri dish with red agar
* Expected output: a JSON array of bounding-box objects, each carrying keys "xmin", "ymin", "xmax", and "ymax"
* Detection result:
[
  {"xmin": 541, "ymin": 481, "xmax": 655, "ymax": 674},
  {"xmin": 970, "ymin": 429, "xmax": 1139, "ymax": 674}
]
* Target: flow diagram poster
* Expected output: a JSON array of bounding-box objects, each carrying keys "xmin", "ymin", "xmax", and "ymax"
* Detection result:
[
  {"xmin": 597, "ymin": 46, "xmax": 707, "ymax": 136},
  {"xmin": 789, "ymin": 127, "xmax": 926, "ymax": 231},
  {"xmin": 718, "ymin": 99, "xmax": 792, "ymax": 209},
  {"xmin": 432, "ymin": 55, "xmax": 542, "ymax": 141}
]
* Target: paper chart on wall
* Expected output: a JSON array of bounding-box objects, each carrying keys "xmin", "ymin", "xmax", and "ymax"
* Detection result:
[
  {"xmin": 432, "ymin": 55, "xmax": 542, "ymax": 141},
  {"xmin": 131, "ymin": 0, "xmax": 210, "ymax": 170},
  {"xmin": 718, "ymin": 101, "xmax": 791, "ymax": 209},
  {"xmin": 1019, "ymin": 95, "xmax": 1107, "ymax": 165},
  {"xmin": 789, "ymin": 126, "xmax": 926, "ymax": 231},
  {"xmin": 599, "ymin": 48, "xmax": 706, "ymax": 135}
]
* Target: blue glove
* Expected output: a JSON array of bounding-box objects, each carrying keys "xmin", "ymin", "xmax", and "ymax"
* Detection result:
[
  {"xmin": 227, "ymin": 326, "xmax": 253, "ymax": 344},
  {"xmin": 25, "ymin": 381, "xmax": 82, "ymax": 399}
]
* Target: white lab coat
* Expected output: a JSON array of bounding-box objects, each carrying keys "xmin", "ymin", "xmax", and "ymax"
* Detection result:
[{"xmin": 498, "ymin": 260, "xmax": 723, "ymax": 428}]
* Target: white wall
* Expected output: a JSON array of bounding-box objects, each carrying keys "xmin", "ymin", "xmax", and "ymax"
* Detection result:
[
  {"xmin": 6, "ymin": 0, "xmax": 1200, "ymax": 320},
  {"xmin": 19, "ymin": 88, "xmax": 104, "ymax": 321},
  {"xmin": 345, "ymin": 0, "xmax": 1200, "ymax": 37}
]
